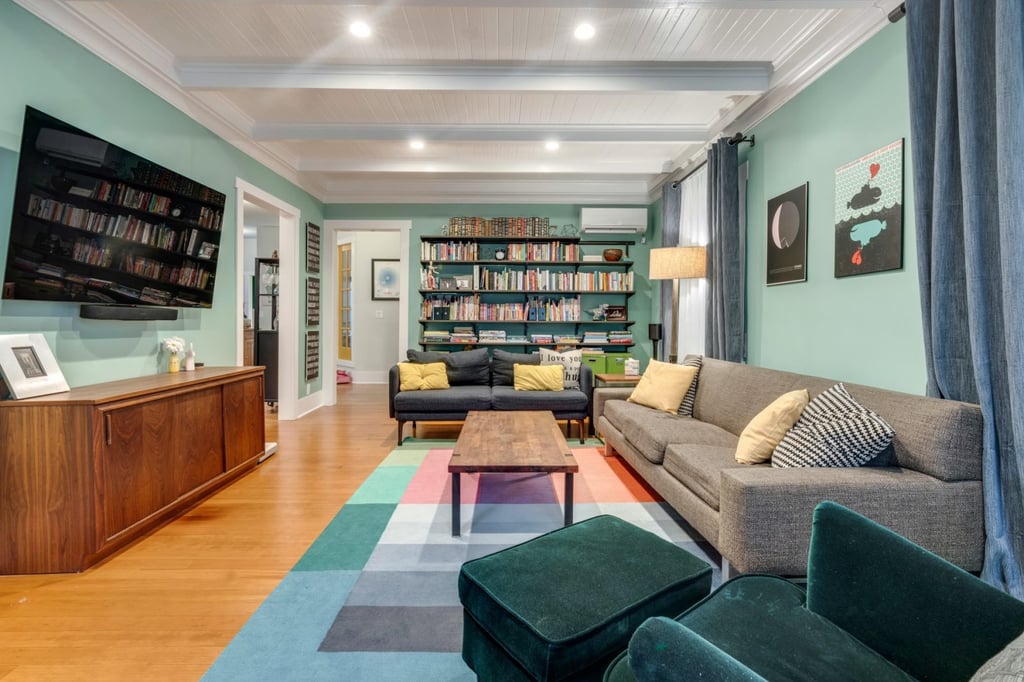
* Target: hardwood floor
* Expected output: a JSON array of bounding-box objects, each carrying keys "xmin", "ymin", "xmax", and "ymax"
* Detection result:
[{"xmin": 0, "ymin": 383, "xmax": 416, "ymax": 682}]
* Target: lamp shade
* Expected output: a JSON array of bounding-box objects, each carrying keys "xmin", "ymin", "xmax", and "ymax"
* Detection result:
[{"xmin": 649, "ymin": 246, "xmax": 707, "ymax": 280}]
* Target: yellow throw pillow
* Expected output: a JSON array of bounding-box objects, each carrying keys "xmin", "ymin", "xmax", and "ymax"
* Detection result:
[
  {"xmin": 735, "ymin": 389, "xmax": 810, "ymax": 464},
  {"xmin": 398, "ymin": 362, "xmax": 450, "ymax": 391},
  {"xmin": 627, "ymin": 360, "xmax": 698, "ymax": 413},
  {"xmin": 514, "ymin": 363, "xmax": 564, "ymax": 391}
]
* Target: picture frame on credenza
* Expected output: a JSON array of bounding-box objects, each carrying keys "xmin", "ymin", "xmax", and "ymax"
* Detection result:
[{"xmin": 0, "ymin": 333, "xmax": 70, "ymax": 400}]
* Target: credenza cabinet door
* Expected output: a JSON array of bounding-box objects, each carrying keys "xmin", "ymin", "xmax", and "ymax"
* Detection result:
[
  {"xmin": 223, "ymin": 375, "xmax": 265, "ymax": 471},
  {"xmin": 101, "ymin": 400, "xmax": 177, "ymax": 541},
  {"xmin": 100, "ymin": 387, "xmax": 225, "ymax": 542}
]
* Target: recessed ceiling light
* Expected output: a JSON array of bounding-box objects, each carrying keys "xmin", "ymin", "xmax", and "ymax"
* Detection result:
[
  {"xmin": 350, "ymin": 21, "xmax": 372, "ymax": 38},
  {"xmin": 545, "ymin": 140, "xmax": 560, "ymax": 151},
  {"xmin": 574, "ymin": 23, "xmax": 595, "ymax": 40},
  {"xmin": 410, "ymin": 139, "xmax": 425, "ymax": 150}
]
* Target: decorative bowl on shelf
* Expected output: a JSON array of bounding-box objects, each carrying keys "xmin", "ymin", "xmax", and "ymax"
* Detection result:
[{"xmin": 603, "ymin": 248, "xmax": 623, "ymax": 262}]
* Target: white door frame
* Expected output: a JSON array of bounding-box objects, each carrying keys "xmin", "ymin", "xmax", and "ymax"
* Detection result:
[
  {"xmin": 320, "ymin": 219, "xmax": 411, "ymax": 407},
  {"xmin": 235, "ymin": 179, "xmax": 301, "ymax": 420}
]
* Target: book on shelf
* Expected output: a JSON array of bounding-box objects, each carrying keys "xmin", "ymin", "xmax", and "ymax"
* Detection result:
[{"xmin": 196, "ymin": 242, "xmax": 218, "ymax": 260}]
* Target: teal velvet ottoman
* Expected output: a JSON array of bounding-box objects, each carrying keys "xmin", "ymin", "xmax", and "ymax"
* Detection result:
[{"xmin": 458, "ymin": 514, "xmax": 712, "ymax": 681}]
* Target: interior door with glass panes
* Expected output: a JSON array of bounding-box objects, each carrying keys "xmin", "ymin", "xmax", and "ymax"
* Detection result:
[{"xmin": 338, "ymin": 243, "xmax": 352, "ymax": 361}]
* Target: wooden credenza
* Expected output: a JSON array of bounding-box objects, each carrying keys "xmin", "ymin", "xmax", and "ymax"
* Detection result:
[{"xmin": 0, "ymin": 366, "xmax": 266, "ymax": 575}]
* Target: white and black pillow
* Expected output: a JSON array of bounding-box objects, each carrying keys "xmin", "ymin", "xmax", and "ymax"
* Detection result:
[
  {"xmin": 772, "ymin": 383, "xmax": 895, "ymax": 468},
  {"xmin": 539, "ymin": 348, "xmax": 582, "ymax": 390},
  {"xmin": 677, "ymin": 354, "xmax": 703, "ymax": 417}
]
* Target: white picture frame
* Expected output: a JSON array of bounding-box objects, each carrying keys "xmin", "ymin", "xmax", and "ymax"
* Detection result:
[{"xmin": 0, "ymin": 333, "xmax": 70, "ymax": 399}]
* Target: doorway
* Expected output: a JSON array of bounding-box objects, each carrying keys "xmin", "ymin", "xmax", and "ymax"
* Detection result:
[
  {"xmin": 235, "ymin": 179, "xmax": 301, "ymax": 420},
  {"xmin": 321, "ymin": 220, "xmax": 411, "ymax": 407}
]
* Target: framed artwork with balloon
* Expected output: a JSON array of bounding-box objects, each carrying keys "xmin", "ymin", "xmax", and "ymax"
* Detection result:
[
  {"xmin": 766, "ymin": 182, "xmax": 809, "ymax": 285},
  {"xmin": 834, "ymin": 139, "xmax": 904, "ymax": 277}
]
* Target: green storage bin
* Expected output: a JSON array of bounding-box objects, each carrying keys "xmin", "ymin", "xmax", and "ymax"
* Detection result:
[
  {"xmin": 582, "ymin": 354, "xmax": 607, "ymax": 374},
  {"xmin": 605, "ymin": 353, "xmax": 632, "ymax": 374}
]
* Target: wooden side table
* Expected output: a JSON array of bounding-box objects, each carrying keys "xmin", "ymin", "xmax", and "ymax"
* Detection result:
[{"xmin": 595, "ymin": 373, "xmax": 642, "ymax": 387}]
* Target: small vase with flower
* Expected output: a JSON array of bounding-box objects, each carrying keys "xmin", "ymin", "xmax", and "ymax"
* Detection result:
[{"xmin": 162, "ymin": 336, "xmax": 185, "ymax": 373}]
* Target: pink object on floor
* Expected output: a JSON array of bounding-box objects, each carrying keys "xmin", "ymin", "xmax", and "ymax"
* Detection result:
[{"xmin": 337, "ymin": 370, "xmax": 352, "ymax": 384}]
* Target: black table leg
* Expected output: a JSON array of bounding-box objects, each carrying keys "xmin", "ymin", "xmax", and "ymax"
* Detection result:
[
  {"xmin": 451, "ymin": 471, "xmax": 461, "ymax": 536},
  {"xmin": 564, "ymin": 472, "xmax": 574, "ymax": 526}
]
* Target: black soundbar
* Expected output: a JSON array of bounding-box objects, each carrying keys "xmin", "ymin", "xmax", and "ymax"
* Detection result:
[{"xmin": 80, "ymin": 304, "xmax": 179, "ymax": 321}]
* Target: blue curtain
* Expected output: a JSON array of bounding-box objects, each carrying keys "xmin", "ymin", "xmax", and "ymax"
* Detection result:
[
  {"xmin": 705, "ymin": 139, "xmax": 744, "ymax": 362},
  {"xmin": 659, "ymin": 182, "xmax": 681, "ymax": 362},
  {"xmin": 907, "ymin": 0, "xmax": 1024, "ymax": 597}
]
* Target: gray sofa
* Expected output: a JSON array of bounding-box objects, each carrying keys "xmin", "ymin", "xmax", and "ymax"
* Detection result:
[
  {"xmin": 389, "ymin": 348, "xmax": 593, "ymax": 446},
  {"xmin": 596, "ymin": 357, "xmax": 984, "ymax": 577}
]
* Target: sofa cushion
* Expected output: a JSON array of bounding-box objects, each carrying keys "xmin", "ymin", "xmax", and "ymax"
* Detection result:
[
  {"xmin": 393, "ymin": 384, "xmax": 492, "ymax": 413},
  {"xmin": 491, "ymin": 386, "xmax": 588, "ymax": 413},
  {"xmin": 605, "ymin": 400, "xmax": 738, "ymax": 465},
  {"xmin": 677, "ymin": 354, "xmax": 703, "ymax": 417},
  {"xmin": 663, "ymin": 444, "xmax": 749, "ymax": 511},
  {"xmin": 539, "ymin": 348, "xmax": 582, "ymax": 389},
  {"xmin": 397, "ymin": 361, "xmax": 450, "ymax": 391},
  {"xmin": 735, "ymin": 389, "xmax": 809, "ymax": 464},
  {"xmin": 407, "ymin": 349, "xmax": 449, "ymax": 364},
  {"xmin": 443, "ymin": 348, "xmax": 491, "ymax": 386},
  {"xmin": 773, "ymin": 383, "xmax": 894, "ymax": 468},
  {"xmin": 678, "ymin": 575, "xmax": 915, "ymax": 682},
  {"xmin": 492, "ymin": 349, "xmax": 539, "ymax": 386},
  {"xmin": 627, "ymin": 360, "xmax": 698, "ymax": 414},
  {"xmin": 514, "ymin": 364, "xmax": 563, "ymax": 391}
]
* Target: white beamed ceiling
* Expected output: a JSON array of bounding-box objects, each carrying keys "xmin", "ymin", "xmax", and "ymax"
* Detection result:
[{"xmin": 18, "ymin": 0, "xmax": 902, "ymax": 204}]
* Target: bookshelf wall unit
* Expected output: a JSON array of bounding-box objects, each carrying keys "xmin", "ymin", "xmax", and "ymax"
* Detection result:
[{"xmin": 418, "ymin": 234, "xmax": 636, "ymax": 351}]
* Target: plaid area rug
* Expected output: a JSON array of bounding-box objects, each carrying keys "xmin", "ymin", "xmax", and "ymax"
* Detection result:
[{"xmin": 203, "ymin": 438, "xmax": 720, "ymax": 681}]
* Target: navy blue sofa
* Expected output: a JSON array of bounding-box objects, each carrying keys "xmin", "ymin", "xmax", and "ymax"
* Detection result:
[{"xmin": 388, "ymin": 348, "xmax": 593, "ymax": 446}]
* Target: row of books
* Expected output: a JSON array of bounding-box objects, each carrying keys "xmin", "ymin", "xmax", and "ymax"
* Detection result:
[
  {"xmin": 132, "ymin": 161, "xmax": 227, "ymax": 206},
  {"xmin": 94, "ymin": 180, "xmax": 173, "ymax": 217},
  {"xmin": 421, "ymin": 295, "xmax": 584, "ymax": 322},
  {"xmin": 27, "ymin": 194, "xmax": 219, "ymax": 256},
  {"xmin": 421, "ymin": 242, "xmax": 588, "ymax": 263},
  {"xmin": 445, "ymin": 216, "xmax": 551, "ymax": 237}
]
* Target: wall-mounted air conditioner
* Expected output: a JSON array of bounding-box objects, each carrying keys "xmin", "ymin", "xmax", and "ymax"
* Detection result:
[{"xmin": 580, "ymin": 207, "xmax": 648, "ymax": 234}]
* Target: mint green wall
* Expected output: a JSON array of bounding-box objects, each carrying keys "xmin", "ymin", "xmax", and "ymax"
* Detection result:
[
  {"xmin": 0, "ymin": 1, "xmax": 324, "ymax": 394},
  {"xmin": 323, "ymin": 203, "xmax": 656, "ymax": 366},
  {"xmin": 743, "ymin": 24, "xmax": 925, "ymax": 393}
]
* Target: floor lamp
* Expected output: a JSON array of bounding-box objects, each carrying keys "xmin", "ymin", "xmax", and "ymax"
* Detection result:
[{"xmin": 649, "ymin": 246, "xmax": 707, "ymax": 363}]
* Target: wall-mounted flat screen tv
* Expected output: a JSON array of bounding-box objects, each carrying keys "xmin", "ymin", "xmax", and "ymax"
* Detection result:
[{"xmin": 2, "ymin": 106, "xmax": 226, "ymax": 309}]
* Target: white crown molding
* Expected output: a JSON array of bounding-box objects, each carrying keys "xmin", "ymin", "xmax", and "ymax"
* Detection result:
[
  {"xmin": 177, "ymin": 61, "xmax": 772, "ymax": 93},
  {"xmin": 253, "ymin": 123, "xmax": 709, "ymax": 143},
  {"xmin": 12, "ymin": 0, "xmax": 321, "ymax": 198}
]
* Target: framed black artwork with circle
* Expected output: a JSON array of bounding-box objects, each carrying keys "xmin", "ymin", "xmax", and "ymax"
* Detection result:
[{"xmin": 766, "ymin": 183, "xmax": 809, "ymax": 286}]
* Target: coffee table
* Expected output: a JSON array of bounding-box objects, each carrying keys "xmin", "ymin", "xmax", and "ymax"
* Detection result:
[{"xmin": 448, "ymin": 410, "xmax": 579, "ymax": 537}]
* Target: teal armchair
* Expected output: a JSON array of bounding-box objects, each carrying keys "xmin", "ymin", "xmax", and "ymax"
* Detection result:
[{"xmin": 606, "ymin": 501, "xmax": 1024, "ymax": 682}]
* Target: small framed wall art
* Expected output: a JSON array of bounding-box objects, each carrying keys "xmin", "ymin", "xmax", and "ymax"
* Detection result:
[
  {"xmin": 834, "ymin": 139, "xmax": 904, "ymax": 277},
  {"xmin": 766, "ymin": 183, "xmax": 809, "ymax": 286},
  {"xmin": 306, "ymin": 222, "xmax": 321, "ymax": 274},
  {"xmin": 0, "ymin": 333, "xmax": 70, "ymax": 399},
  {"xmin": 371, "ymin": 259, "xmax": 400, "ymax": 300}
]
